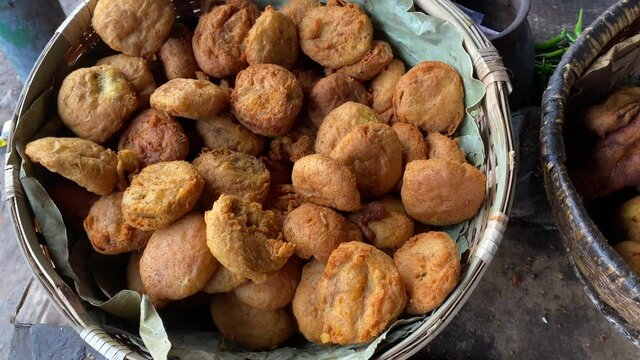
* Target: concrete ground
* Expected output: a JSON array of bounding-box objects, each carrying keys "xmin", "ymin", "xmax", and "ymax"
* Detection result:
[{"xmin": 1, "ymin": 0, "xmax": 640, "ymax": 359}]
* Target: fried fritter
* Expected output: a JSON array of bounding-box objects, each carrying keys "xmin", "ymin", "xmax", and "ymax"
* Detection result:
[
  {"xmin": 330, "ymin": 123, "xmax": 403, "ymax": 197},
  {"xmin": 150, "ymin": 78, "xmax": 229, "ymax": 121},
  {"xmin": 244, "ymin": 6, "xmax": 299, "ymax": 69},
  {"xmin": 280, "ymin": 0, "xmax": 320, "ymax": 25},
  {"xmin": 615, "ymin": 241, "xmax": 640, "ymax": 274},
  {"xmin": 315, "ymin": 101, "xmax": 384, "ymax": 154},
  {"xmin": 57, "ymin": 66, "xmax": 138, "ymax": 143},
  {"xmin": 394, "ymin": 61, "xmax": 465, "ymax": 135},
  {"xmin": 319, "ymin": 242, "xmax": 406, "ymax": 345},
  {"xmin": 202, "ymin": 264, "xmax": 249, "ymax": 294},
  {"xmin": 195, "ymin": 113, "xmax": 265, "ymax": 156},
  {"xmin": 307, "ymin": 73, "xmax": 369, "ymax": 128},
  {"xmin": 210, "ymin": 293, "xmax": 296, "ymax": 350},
  {"xmin": 298, "ymin": 0, "xmax": 373, "ymax": 69},
  {"xmin": 159, "ymin": 23, "xmax": 200, "ymax": 80},
  {"xmin": 350, "ymin": 197, "xmax": 414, "ymax": 250},
  {"xmin": 201, "ymin": 0, "xmax": 261, "ymax": 18},
  {"xmin": 291, "ymin": 66, "xmax": 323, "ymax": 95},
  {"xmin": 118, "ymin": 109, "xmax": 189, "ymax": 168},
  {"xmin": 267, "ymin": 123, "xmax": 316, "ymax": 163},
  {"xmin": 292, "ymin": 260, "xmax": 325, "ymax": 343},
  {"xmin": 205, "ymin": 195, "xmax": 294, "ymax": 281},
  {"xmin": 193, "ymin": 4, "xmax": 257, "ymax": 78},
  {"xmin": 96, "ymin": 54, "xmax": 156, "ymax": 106},
  {"xmin": 392, "ymin": 122, "xmax": 428, "ymax": 165},
  {"xmin": 292, "ymin": 154, "xmax": 361, "ymax": 211},
  {"xmin": 234, "ymin": 256, "xmax": 302, "ymax": 310},
  {"xmin": 140, "ymin": 213, "xmax": 218, "ymax": 300},
  {"xmin": 25, "ymin": 137, "xmax": 118, "ymax": 195},
  {"xmin": 337, "ymin": 40, "xmax": 393, "ymax": 82},
  {"xmin": 126, "ymin": 250, "xmax": 170, "ymax": 308},
  {"xmin": 426, "ymin": 132, "xmax": 466, "ymax": 163},
  {"xmin": 194, "ymin": 149, "xmax": 270, "ymax": 209},
  {"xmin": 283, "ymin": 203, "xmax": 362, "ymax": 261},
  {"xmin": 584, "ymin": 87, "xmax": 640, "ymax": 137},
  {"xmin": 84, "ymin": 192, "xmax": 152, "ymax": 255},
  {"xmin": 394, "ymin": 232, "xmax": 461, "ymax": 314},
  {"xmin": 122, "ymin": 161, "xmax": 204, "ymax": 230},
  {"xmin": 370, "ymin": 59, "xmax": 405, "ymax": 115},
  {"xmin": 231, "ymin": 64, "xmax": 303, "ymax": 136},
  {"xmin": 619, "ymin": 196, "xmax": 640, "ymax": 243},
  {"xmin": 401, "ymin": 159, "xmax": 486, "ymax": 226},
  {"xmin": 92, "ymin": 0, "xmax": 174, "ymax": 57}
]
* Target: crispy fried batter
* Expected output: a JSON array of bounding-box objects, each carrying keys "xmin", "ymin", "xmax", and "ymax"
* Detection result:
[
  {"xmin": 96, "ymin": 54, "xmax": 156, "ymax": 106},
  {"xmin": 370, "ymin": 59, "xmax": 405, "ymax": 115},
  {"xmin": 195, "ymin": 113, "xmax": 265, "ymax": 155},
  {"xmin": 150, "ymin": 78, "xmax": 229, "ymax": 120},
  {"xmin": 233, "ymin": 256, "xmax": 302, "ymax": 310},
  {"xmin": 615, "ymin": 241, "xmax": 640, "ymax": 274},
  {"xmin": 280, "ymin": 0, "xmax": 320, "ymax": 25},
  {"xmin": 426, "ymin": 132, "xmax": 465, "ymax": 163},
  {"xmin": 350, "ymin": 196, "xmax": 414, "ymax": 250},
  {"xmin": 244, "ymin": 6, "xmax": 299, "ymax": 69},
  {"xmin": 337, "ymin": 40, "xmax": 393, "ymax": 82},
  {"xmin": 307, "ymin": 73, "xmax": 369, "ymax": 128},
  {"xmin": 159, "ymin": 22, "xmax": 200, "ymax": 80},
  {"xmin": 584, "ymin": 87, "xmax": 640, "ymax": 137},
  {"xmin": 202, "ymin": 264, "xmax": 249, "ymax": 294},
  {"xmin": 292, "ymin": 260, "xmax": 325, "ymax": 343},
  {"xmin": 392, "ymin": 122, "xmax": 428, "ymax": 165},
  {"xmin": 315, "ymin": 102, "xmax": 383, "ymax": 154}
]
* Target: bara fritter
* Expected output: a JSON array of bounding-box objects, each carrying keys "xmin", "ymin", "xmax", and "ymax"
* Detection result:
[
  {"xmin": 291, "ymin": 260, "xmax": 325, "ymax": 343},
  {"xmin": 426, "ymin": 132, "xmax": 466, "ymax": 163},
  {"xmin": 280, "ymin": 0, "xmax": 320, "ymax": 25},
  {"xmin": 210, "ymin": 293, "xmax": 296, "ymax": 350},
  {"xmin": 401, "ymin": 159, "xmax": 486, "ymax": 226},
  {"xmin": 150, "ymin": 78, "xmax": 229, "ymax": 121},
  {"xmin": 267, "ymin": 123, "xmax": 316, "ymax": 163},
  {"xmin": 244, "ymin": 6, "xmax": 299, "ymax": 69},
  {"xmin": 233, "ymin": 256, "xmax": 302, "ymax": 310},
  {"xmin": 159, "ymin": 22, "xmax": 200, "ymax": 80},
  {"xmin": 83, "ymin": 192, "xmax": 152, "ymax": 255},
  {"xmin": 194, "ymin": 149, "xmax": 270, "ymax": 209},
  {"xmin": 92, "ymin": 0, "xmax": 174, "ymax": 57},
  {"xmin": 584, "ymin": 87, "xmax": 640, "ymax": 138},
  {"xmin": 118, "ymin": 109, "xmax": 190, "ymax": 168},
  {"xmin": 391, "ymin": 122, "xmax": 428, "ymax": 167},
  {"xmin": 298, "ymin": 0, "xmax": 373, "ymax": 69},
  {"xmin": 25, "ymin": 137, "xmax": 118, "ymax": 195},
  {"xmin": 370, "ymin": 59, "xmax": 405, "ymax": 115},
  {"xmin": 126, "ymin": 251, "xmax": 170, "ymax": 309},
  {"xmin": 192, "ymin": 4, "xmax": 257, "ymax": 78},
  {"xmin": 291, "ymin": 66, "xmax": 323, "ymax": 96},
  {"xmin": 205, "ymin": 195, "xmax": 295, "ymax": 281},
  {"xmin": 336, "ymin": 40, "xmax": 393, "ymax": 82},
  {"xmin": 231, "ymin": 64, "xmax": 303, "ymax": 137},
  {"xmin": 619, "ymin": 196, "xmax": 640, "ymax": 243},
  {"xmin": 393, "ymin": 61, "xmax": 465, "ymax": 135},
  {"xmin": 283, "ymin": 203, "xmax": 363, "ymax": 261},
  {"xmin": 394, "ymin": 232, "xmax": 461, "ymax": 314},
  {"xmin": 615, "ymin": 241, "xmax": 640, "ymax": 275},
  {"xmin": 96, "ymin": 54, "xmax": 156, "ymax": 106},
  {"xmin": 349, "ymin": 196, "xmax": 415, "ymax": 250},
  {"xmin": 315, "ymin": 101, "xmax": 384, "ymax": 154},
  {"xmin": 202, "ymin": 264, "xmax": 249, "ymax": 294},
  {"xmin": 307, "ymin": 73, "xmax": 369, "ymax": 128},
  {"xmin": 140, "ymin": 213, "xmax": 218, "ymax": 301},
  {"xmin": 195, "ymin": 113, "xmax": 265, "ymax": 156},
  {"xmin": 57, "ymin": 66, "xmax": 138, "ymax": 143},
  {"xmin": 291, "ymin": 154, "xmax": 361, "ymax": 211},
  {"xmin": 122, "ymin": 161, "xmax": 204, "ymax": 230}
]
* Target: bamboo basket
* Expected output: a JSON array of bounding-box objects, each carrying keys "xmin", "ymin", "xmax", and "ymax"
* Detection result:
[
  {"xmin": 4, "ymin": 0, "xmax": 515, "ymax": 358},
  {"xmin": 541, "ymin": 0, "xmax": 640, "ymax": 347}
]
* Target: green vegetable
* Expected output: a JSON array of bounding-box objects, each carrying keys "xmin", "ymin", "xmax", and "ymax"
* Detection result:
[
  {"xmin": 574, "ymin": 8, "xmax": 584, "ymax": 36},
  {"xmin": 535, "ymin": 28, "xmax": 567, "ymax": 51},
  {"xmin": 536, "ymin": 48, "xmax": 566, "ymax": 59}
]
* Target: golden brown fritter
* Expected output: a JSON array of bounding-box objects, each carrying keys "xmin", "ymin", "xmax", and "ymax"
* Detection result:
[
  {"xmin": 615, "ymin": 241, "xmax": 640, "ymax": 274},
  {"xmin": 292, "ymin": 260, "xmax": 325, "ymax": 343},
  {"xmin": 84, "ymin": 192, "xmax": 151, "ymax": 255},
  {"xmin": 159, "ymin": 23, "xmax": 200, "ymax": 80},
  {"xmin": 244, "ymin": 6, "xmax": 299, "ymax": 69},
  {"xmin": 284, "ymin": 203, "xmax": 362, "ymax": 261},
  {"xmin": 370, "ymin": 59, "xmax": 405, "ymax": 115},
  {"xmin": 122, "ymin": 161, "xmax": 204, "ymax": 230},
  {"xmin": 401, "ymin": 159, "xmax": 486, "ymax": 226},
  {"xmin": 426, "ymin": 132, "xmax": 466, "ymax": 163},
  {"xmin": 298, "ymin": 0, "xmax": 373, "ymax": 69},
  {"xmin": 210, "ymin": 293, "xmax": 296, "ymax": 350},
  {"xmin": 140, "ymin": 213, "xmax": 218, "ymax": 300},
  {"xmin": 205, "ymin": 195, "xmax": 294, "ymax": 281},
  {"xmin": 315, "ymin": 101, "xmax": 384, "ymax": 154},
  {"xmin": 231, "ymin": 64, "xmax": 303, "ymax": 137},
  {"xmin": 330, "ymin": 123, "xmax": 403, "ymax": 197},
  {"xmin": 319, "ymin": 242, "xmax": 406, "ymax": 345},
  {"xmin": 394, "ymin": 61, "xmax": 465, "ymax": 135},
  {"xmin": 619, "ymin": 196, "xmax": 640, "ymax": 243},
  {"xmin": 201, "ymin": 0, "xmax": 261, "ymax": 18},
  {"xmin": 118, "ymin": 109, "xmax": 189, "ymax": 168},
  {"xmin": 150, "ymin": 78, "xmax": 229, "ymax": 121},
  {"xmin": 96, "ymin": 54, "xmax": 156, "ymax": 106},
  {"xmin": 92, "ymin": 0, "xmax": 174, "ymax": 57},
  {"xmin": 337, "ymin": 40, "xmax": 393, "ymax": 82},
  {"xmin": 280, "ymin": 0, "xmax": 320, "ymax": 25},
  {"xmin": 193, "ymin": 4, "xmax": 257, "ymax": 78},
  {"xmin": 25, "ymin": 137, "xmax": 118, "ymax": 195},
  {"xmin": 202, "ymin": 264, "xmax": 249, "ymax": 294},
  {"xmin": 349, "ymin": 196, "xmax": 414, "ymax": 250},
  {"xmin": 57, "ymin": 66, "xmax": 138, "ymax": 143},
  {"xmin": 264, "ymin": 184, "xmax": 304, "ymax": 214},
  {"xmin": 292, "ymin": 154, "xmax": 361, "ymax": 211},
  {"xmin": 195, "ymin": 113, "xmax": 265, "ymax": 156},
  {"xmin": 584, "ymin": 87, "xmax": 640, "ymax": 137},
  {"xmin": 392, "ymin": 122, "xmax": 428, "ymax": 165},
  {"xmin": 194, "ymin": 149, "xmax": 270, "ymax": 209},
  {"xmin": 394, "ymin": 232, "xmax": 461, "ymax": 314},
  {"xmin": 126, "ymin": 251, "xmax": 171, "ymax": 308},
  {"xmin": 267, "ymin": 123, "xmax": 316, "ymax": 163},
  {"xmin": 233, "ymin": 256, "xmax": 302, "ymax": 310},
  {"xmin": 307, "ymin": 73, "xmax": 369, "ymax": 128}
]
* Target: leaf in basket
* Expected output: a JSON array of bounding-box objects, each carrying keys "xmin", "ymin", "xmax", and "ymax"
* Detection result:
[{"xmin": 140, "ymin": 296, "xmax": 171, "ymax": 360}]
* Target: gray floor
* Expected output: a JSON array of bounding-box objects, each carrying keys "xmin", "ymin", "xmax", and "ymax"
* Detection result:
[{"xmin": 1, "ymin": 0, "xmax": 639, "ymax": 359}]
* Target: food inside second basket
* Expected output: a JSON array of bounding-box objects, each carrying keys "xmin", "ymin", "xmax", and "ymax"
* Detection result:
[{"xmin": 24, "ymin": 0, "xmax": 487, "ymax": 352}]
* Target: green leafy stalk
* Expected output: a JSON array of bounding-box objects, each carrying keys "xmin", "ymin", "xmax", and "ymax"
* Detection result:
[
  {"xmin": 535, "ymin": 28, "xmax": 567, "ymax": 51},
  {"xmin": 574, "ymin": 8, "xmax": 584, "ymax": 36}
]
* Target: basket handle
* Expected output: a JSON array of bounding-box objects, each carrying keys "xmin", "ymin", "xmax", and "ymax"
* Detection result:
[{"xmin": 81, "ymin": 326, "xmax": 148, "ymax": 360}]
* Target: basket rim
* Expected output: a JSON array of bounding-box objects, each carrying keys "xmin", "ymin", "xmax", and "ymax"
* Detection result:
[
  {"xmin": 4, "ymin": 0, "xmax": 516, "ymax": 359},
  {"xmin": 540, "ymin": 0, "xmax": 640, "ymax": 342}
]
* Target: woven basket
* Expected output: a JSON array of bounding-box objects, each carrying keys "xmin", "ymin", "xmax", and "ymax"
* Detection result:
[
  {"xmin": 4, "ymin": 0, "xmax": 515, "ymax": 358},
  {"xmin": 541, "ymin": 0, "xmax": 640, "ymax": 347}
]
